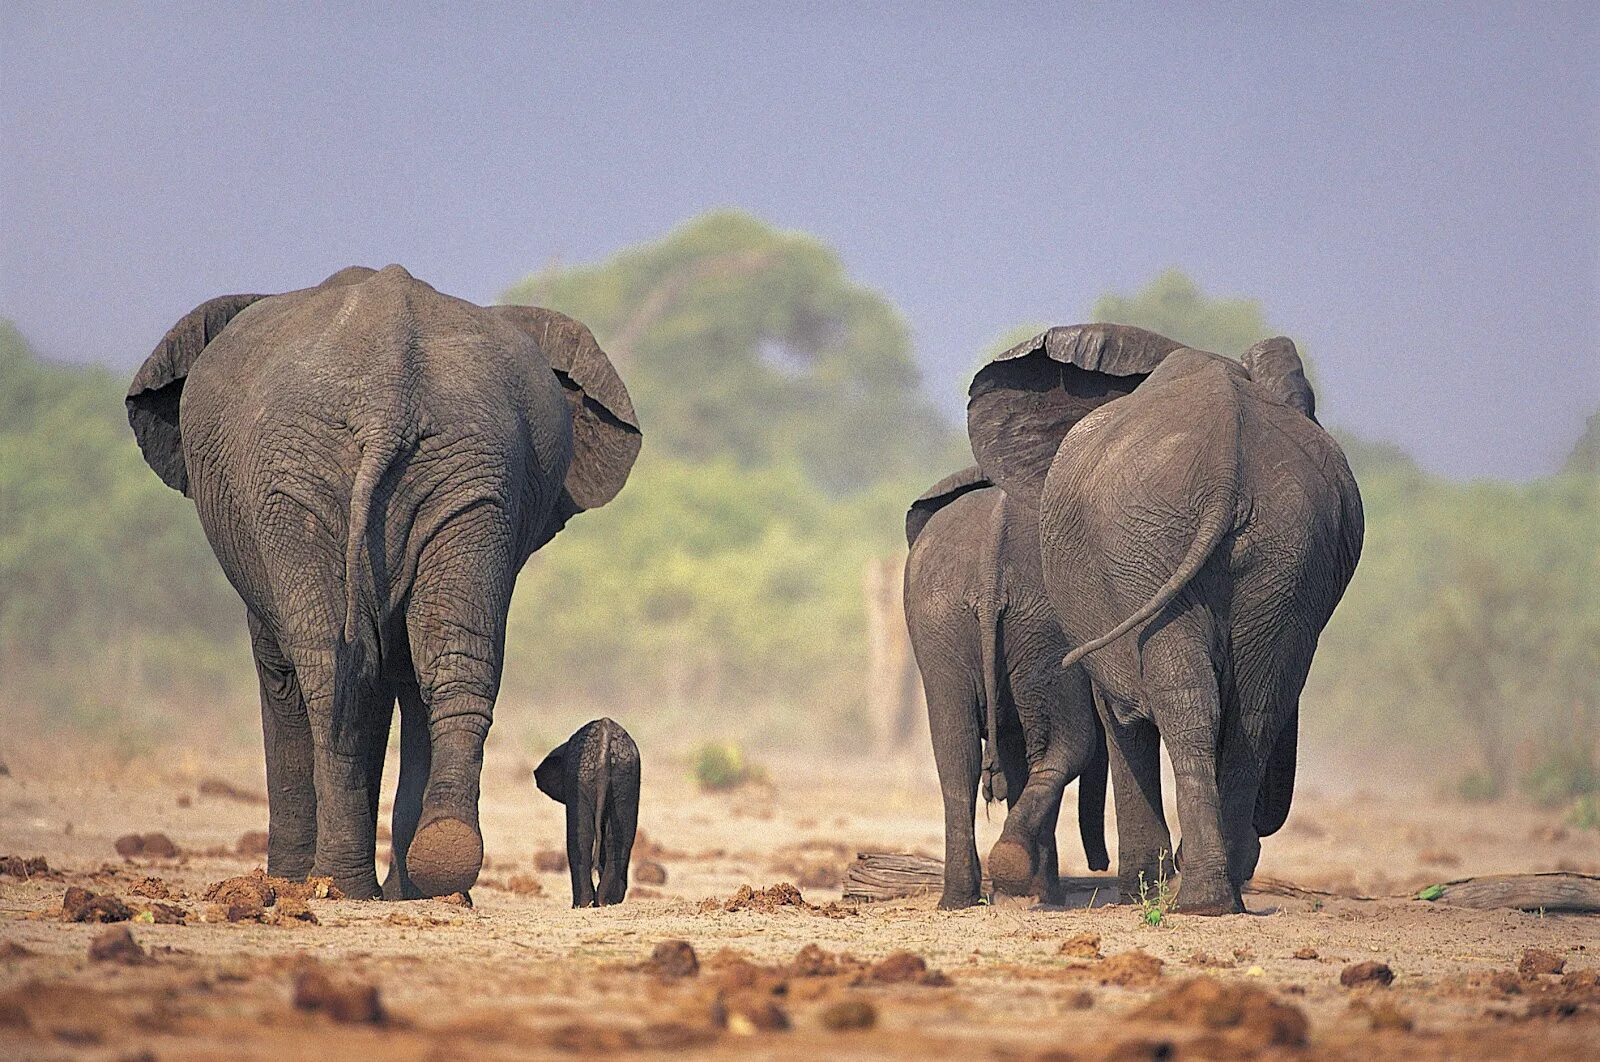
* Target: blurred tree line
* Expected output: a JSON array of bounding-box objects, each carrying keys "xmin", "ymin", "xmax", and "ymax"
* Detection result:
[{"xmin": 2, "ymin": 213, "xmax": 1596, "ymax": 809}]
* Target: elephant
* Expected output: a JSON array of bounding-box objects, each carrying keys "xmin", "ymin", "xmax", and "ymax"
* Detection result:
[
  {"xmin": 904, "ymin": 466, "xmax": 1109, "ymax": 909},
  {"xmin": 534, "ymin": 717, "xmax": 642, "ymax": 908},
  {"xmin": 968, "ymin": 324, "xmax": 1363, "ymax": 914},
  {"xmin": 125, "ymin": 265, "xmax": 642, "ymax": 900}
]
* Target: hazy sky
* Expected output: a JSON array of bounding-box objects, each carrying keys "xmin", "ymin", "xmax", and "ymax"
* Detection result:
[{"xmin": 3, "ymin": 3, "xmax": 1595, "ymax": 478}]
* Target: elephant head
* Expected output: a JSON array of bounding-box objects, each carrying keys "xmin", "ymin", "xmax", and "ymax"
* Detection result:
[
  {"xmin": 1242, "ymin": 336, "xmax": 1316, "ymax": 421},
  {"xmin": 966, "ymin": 324, "xmax": 1183, "ymax": 508}
]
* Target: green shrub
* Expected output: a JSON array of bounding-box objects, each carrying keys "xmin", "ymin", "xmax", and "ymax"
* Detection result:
[
  {"xmin": 1568, "ymin": 794, "xmax": 1600, "ymax": 831},
  {"xmin": 690, "ymin": 741, "xmax": 767, "ymax": 792}
]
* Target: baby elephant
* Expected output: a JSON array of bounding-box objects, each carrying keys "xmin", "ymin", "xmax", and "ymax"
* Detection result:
[{"xmin": 535, "ymin": 719, "xmax": 641, "ymax": 907}]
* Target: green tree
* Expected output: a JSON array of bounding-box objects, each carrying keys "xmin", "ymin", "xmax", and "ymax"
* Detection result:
[
  {"xmin": 0, "ymin": 321, "xmax": 247, "ymax": 739},
  {"xmin": 1565, "ymin": 410, "xmax": 1600, "ymax": 476},
  {"xmin": 1089, "ymin": 268, "xmax": 1274, "ymax": 357},
  {"xmin": 503, "ymin": 210, "xmax": 954, "ymax": 493}
]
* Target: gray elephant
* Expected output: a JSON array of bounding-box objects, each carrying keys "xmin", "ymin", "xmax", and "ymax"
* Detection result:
[
  {"xmin": 969, "ymin": 325, "xmax": 1362, "ymax": 914},
  {"xmin": 125, "ymin": 265, "xmax": 641, "ymax": 899},
  {"xmin": 904, "ymin": 467, "xmax": 1108, "ymax": 909},
  {"xmin": 535, "ymin": 717, "xmax": 641, "ymax": 908}
]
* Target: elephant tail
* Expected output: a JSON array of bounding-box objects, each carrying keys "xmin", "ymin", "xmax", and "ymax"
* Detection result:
[
  {"xmin": 593, "ymin": 722, "xmax": 612, "ymax": 876},
  {"xmin": 1060, "ymin": 413, "xmax": 1240, "ymax": 671},
  {"xmin": 1077, "ymin": 713, "xmax": 1110, "ymax": 872},
  {"xmin": 977, "ymin": 496, "xmax": 1007, "ymax": 806},
  {"xmin": 343, "ymin": 430, "xmax": 405, "ymax": 646}
]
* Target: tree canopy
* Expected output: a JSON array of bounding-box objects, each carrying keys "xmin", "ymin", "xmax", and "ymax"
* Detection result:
[
  {"xmin": 503, "ymin": 210, "xmax": 954, "ymax": 494},
  {"xmin": 1089, "ymin": 268, "xmax": 1275, "ymax": 356}
]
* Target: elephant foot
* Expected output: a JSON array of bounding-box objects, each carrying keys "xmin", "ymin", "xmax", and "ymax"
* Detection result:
[
  {"xmin": 320, "ymin": 869, "xmax": 381, "ymax": 901},
  {"xmin": 1174, "ymin": 880, "xmax": 1245, "ymax": 916},
  {"xmin": 987, "ymin": 839, "xmax": 1035, "ymax": 896},
  {"xmin": 406, "ymin": 811, "xmax": 483, "ymax": 897},
  {"xmin": 937, "ymin": 890, "xmax": 982, "ymax": 910}
]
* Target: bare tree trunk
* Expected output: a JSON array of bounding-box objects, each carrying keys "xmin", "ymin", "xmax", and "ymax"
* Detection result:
[{"xmin": 864, "ymin": 555, "xmax": 923, "ymax": 757}]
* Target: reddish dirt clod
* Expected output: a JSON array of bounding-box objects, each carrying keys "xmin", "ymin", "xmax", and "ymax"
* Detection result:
[
  {"xmin": 62, "ymin": 887, "xmax": 131, "ymax": 923},
  {"xmin": 88, "ymin": 926, "xmax": 147, "ymax": 964},
  {"xmin": 502, "ymin": 873, "xmax": 543, "ymax": 895},
  {"xmin": 268, "ymin": 898, "xmax": 318, "ymax": 925},
  {"xmin": 648, "ymin": 940, "xmax": 700, "ymax": 978},
  {"xmin": 865, "ymin": 950, "xmax": 949, "ymax": 986},
  {"xmin": 1133, "ymin": 976, "xmax": 1309, "ymax": 1048},
  {"xmin": 635, "ymin": 860, "xmax": 668, "ymax": 885},
  {"xmin": 114, "ymin": 835, "xmax": 145, "ymax": 858},
  {"xmin": 1059, "ymin": 933, "xmax": 1102, "ymax": 959},
  {"xmin": 533, "ymin": 849, "xmax": 567, "ymax": 873},
  {"xmin": 718, "ymin": 992, "xmax": 790, "ymax": 1034},
  {"xmin": 292, "ymin": 966, "xmax": 385, "ymax": 1024},
  {"xmin": 1341, "ymin": 961, "xmax": 1395, "ymax": 988},
  {"xmin": 129, "ymin": 876, "xmax": 172, "ymax": 900},
  {"xmin": 1098, "ymin": 950, "xmax": 1165, "ymax": 986},
  {"xmin": 1293, "ymin": 947, "xmax": 1319, "ymax": 960},
  {"xmin": 1518, "ymin": 949, "xmax": 1565, "ymax": 978},
  {"xmin": 235, "ymin": 830, "xmax": 269, "ymax": 857},
  {"xmin": 790, "ymin": 943, "xmax": 844, "ymax": 977},
  {"xmin": 1185, "ymin": 950, "xmax": 1234, "ymax": 969},
  {"xmin": 139, "ymin": 833, "xmax": 178, "ymax": 858},
  {"xmin": 819, "ymin": 998, "xmax": 875, "ymax": 1031},
  {"xmin": 0, "ymin": 855, "xmax": 50, "ymax": 878},
  {"xmin": 205, "ymin": 869, "xmax": 276, "ymax": 907}
]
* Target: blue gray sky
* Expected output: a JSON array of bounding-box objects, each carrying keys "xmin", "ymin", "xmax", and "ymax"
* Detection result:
[{"xmin": 3, "ymin": 2, "xmax": 1595, "ymax": 478}]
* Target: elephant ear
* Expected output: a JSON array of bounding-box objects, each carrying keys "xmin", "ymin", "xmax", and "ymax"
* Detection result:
[
  {"xmin": 534, "ymin": 740, "xmax": 569, "ymax": 805},
  {"xmin": 1242, "ymin": 336, "xmax": 1317, "ymax": 421},
  {"xmin": 967, "ymin": 324, "xmax": 1181, "ymax": 509},
  {"xmin": 126, "ymin": 293, "xmax": 268, "ymax": 495},
  {"xmin": 906, "ymin": 465, "xmax": 992, "ymax": 547},
  {"xmin": 495, "ymin": 306, "xmax": 642, "ymax": 513}
]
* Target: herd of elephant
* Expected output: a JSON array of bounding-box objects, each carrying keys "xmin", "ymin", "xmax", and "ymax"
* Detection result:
[{"xmin": 125, "ymin": 265, "xmax": 1362, "ymax": 916}]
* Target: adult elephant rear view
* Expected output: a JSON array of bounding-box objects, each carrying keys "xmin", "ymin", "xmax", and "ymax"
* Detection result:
[
  {"xmin": 126, "ymin": 265, "xmax": 641, "ymax": 899},
  {"xmin": 970, "ymin": 326, "xmax": 1362, "ymax": 914}
]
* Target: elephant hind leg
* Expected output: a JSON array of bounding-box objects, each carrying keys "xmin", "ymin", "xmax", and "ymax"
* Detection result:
[
  {"xmin": 400, "ymin": 518, "xmax": 513, "ymax": 898},
  {"xmin": 1142, "ymin": 624, "xmax": 1239, "ymax": 915},
  {"xmin": 1101, "ymin": 697, "xmax": 1174, "ymax": 907},
  {"xmin": 917, "ymin": 658, "xmax": 984, "ymax": 909},
  {"xmin": 249, "ymin": 611, "xmax": 316, "ymax": 882}
]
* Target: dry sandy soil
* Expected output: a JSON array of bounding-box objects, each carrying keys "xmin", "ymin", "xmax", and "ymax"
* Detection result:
[{"xmin": 2, "ymin": 738, "xmax": 1599, "ymax": 1060}]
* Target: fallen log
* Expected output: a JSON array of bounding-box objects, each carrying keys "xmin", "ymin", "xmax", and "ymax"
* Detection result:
[
  {"xmin": 1423, "ymin": 872, "xmax": 1600, "ymax": 913},
  {"xmin": 844, "ymin": 854, "xmax": 1600, "ymax": 913},
  {"xmin": 841, "ymin": 852, "xmax": 1114, "ymax": 905},
  {"xmin": 842, "ymin": 853, "xmax": 953, "ymax": 903}
]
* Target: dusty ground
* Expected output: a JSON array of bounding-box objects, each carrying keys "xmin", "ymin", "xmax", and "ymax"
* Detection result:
[{"xmin": 3, "ymin": 738, "xmax": 1599, "ymax": 1060}]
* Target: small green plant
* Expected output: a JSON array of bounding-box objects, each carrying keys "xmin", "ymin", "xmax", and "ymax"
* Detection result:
[
  {"xmin": 1416, "ymin": 883, "xmax": 1445, "ymax": 902},
  {"xmin": 690, "ymin": 741, "xmax": 768, "ymax": 792},
  {"xmin": 1136, "ymin": 852, "xmax": 1175, "ymax": 927},
  {"xmin": 1522, "ymin": 750, "xmax": 1600, "ymax": 808},
  {"xmin": 1568, "ymin": 793, "xmax": 1600, "ymax": 831},
  {"xmin": 1454, "ymin": 770, "xmax": 1503, "ymax": 803}
]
